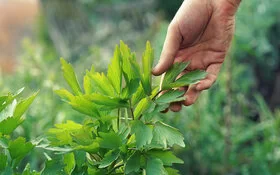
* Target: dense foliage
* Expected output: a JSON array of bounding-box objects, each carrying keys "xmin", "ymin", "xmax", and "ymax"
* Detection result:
[{"xmin": 0, "ymin": 42, "xmax": 207, "ymax": 174}]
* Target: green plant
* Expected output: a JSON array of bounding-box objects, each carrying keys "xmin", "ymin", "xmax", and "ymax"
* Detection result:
[
  {"xmin": 46, "ymin": 41, "xmax": 206, "ymax": 174},
  {"xmin": 0, "ymin": 88, "xmax": 38, "ymax": 174}
]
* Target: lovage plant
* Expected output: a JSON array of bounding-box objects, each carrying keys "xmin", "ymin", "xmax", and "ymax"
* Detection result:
[
  {"xmin": 50, "ymin": 41, "xmax": 206, "ymax": 174},
  {"xmin": 0, "ymin": 89, "xmax": 38, "ymax": 174}
]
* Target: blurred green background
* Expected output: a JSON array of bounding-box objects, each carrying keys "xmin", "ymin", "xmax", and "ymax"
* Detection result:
[{"xmin": 0, "ymin": 0, "xmax": 279, "ymax": 174}]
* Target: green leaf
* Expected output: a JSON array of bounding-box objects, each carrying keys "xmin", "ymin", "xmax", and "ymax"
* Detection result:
[
  {"xmin": 0, "ymin": 153, "xmax": 7, "ymax": 171},
  {"xmin": 69, "ymin": 96, "xmax": 100, "ymax": 118},
  {"xmin": 125, "ymin": 152, "xmax": 141, "ymax": 174},
  {"xmin": 41, "ymin": 156, "xmax": 65, "ymax": 175},
  {"xmin": 162, "ymin": 62, "xmax": 189, "ymax": 89},
  {"xmin": 60, "ymin": 58, "xmax": 82, "ymax": 95},
  {"xmin": 147, "ymin": 150, "xmax": 183, "ymax": 166},
  {"xmin": 13, "ymin": 91, "xmax": 38, "ymax": 119},
  {"xmin": 107, "ymin": 45, "xmax": 122, "ymax": 95},
  {"xmin": 85, "ymin": 93, "xmax": 129, "ymax": 109},
  {"xmin": 22, "ymin": 163, "xmax": 40, "ymax": 175},
  {"xmin": 146, "ymin": 158, "xmax": 167, "ymax": 175},
  {"xmin": 48, "ymin": 120, "xmax": 83, "ymax": 146},
  {"xmin": 141, "ymin": 41, "xmax": 154, "ymax": 95},
  {"xmin": 131, "ymin": 120, "xmax": 153, "ymax": 149},
  {"xmin": 98, "ymin": 150, "xmax": 120, "ymax": 168},
  {"xmin": 0, "ymin": 88, "xmax": 24, "ymax": 113},
  {"xmin": 133, "ymin": 97, "xmax": 154, "ymax": 120},
  {"xmin": 122, "ymin": 53, "xmax": 141, "ymax": 82},
  {"xmin": 0, "ymin": 116, "xmax": 24, "ymax": 135},
  {"xmin": 164, "ymin": 70, "xmax": 207, "ymax": 90},
  {"xmin": 87, "ymin": 71, "xmax": 116, "ymax": 96},
  {"xmin": 131, "ymin": 84, "xmax": 146, "ymax": 106},
  {"xmin": 155, "ymin": 90, "xmax": 185, "ymax": 104},
  {"xmin": 63, "ymin": 153, "xmax": 75, "ymax": 174},
  {"xmin": 98, "ymin": 132, "xmax": 122, "ymax": 149},
  {"xmin": 55, "ymin": 89, "xmax": 74, "ymax": 101},
  {"xmin": 74, "ymin": 142, "xmax": 99, "ymax": 153},
  {"xmin": 165, "ymin": 168, "xmax": 181, "ymax": 175},
  {"xmin": 151, "ymin": 122, "xmax": 185, "ymax": 148},
  {"xmin": 8, "ymin": 137, "xmax": 34, "ymax": 165},
  {"xmin": 83, "ymin": 65, "xmax": 95, "ymax": 94}
]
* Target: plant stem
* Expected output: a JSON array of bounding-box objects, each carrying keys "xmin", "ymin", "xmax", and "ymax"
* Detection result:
[
  {"xmin": 117, "ymin": 108, "xmax": 120, "ymax": 130},
  {"xmin": 151, "ymin": 90, "xmax": 163, "ymax": 101},
  {"xmin": 129, "ymin": 100, "xmax": 135, "ymax": 120}
]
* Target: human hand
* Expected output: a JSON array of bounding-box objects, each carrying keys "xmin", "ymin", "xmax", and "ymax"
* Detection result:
[{"xmin": 152, "ymin": 0, "xmax": 241, "ymax": 111}]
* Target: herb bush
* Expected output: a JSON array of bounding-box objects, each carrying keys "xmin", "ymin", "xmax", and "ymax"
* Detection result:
[
  {"xmin": 0, "ymin": 88, "xmax": 39, "ymax": 174},
  {"xmin": 46, "ymin": 41, "xmax": 206, "ymax": 174}
]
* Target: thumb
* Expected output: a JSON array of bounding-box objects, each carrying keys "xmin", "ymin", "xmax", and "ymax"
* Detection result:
[{"xmin": 152, "ymin": 22, "xmax": 182, "ymax": 76}]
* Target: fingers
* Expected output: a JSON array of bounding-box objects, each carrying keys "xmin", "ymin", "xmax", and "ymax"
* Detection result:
[
  {"xmin": 183, "ymin": 63, "xmax": 222, "ymax": 105},
  {"xmin": 196, "ymin": 73, "xmax": 217, "ymax": 91},
  {"xmin": 196, "ymin": 63, "xmax": 221, "ymax": 91},
  {"xmin": 170, "ymin": 102, "xmax": 182, "ymax": 112},
  {"xmin": 183, "ymin": 85, "xmax": 201, "ymax": 106},
  {"xmin": 152, "ymin": 22, "xmax": 182, "ymax": 76}
]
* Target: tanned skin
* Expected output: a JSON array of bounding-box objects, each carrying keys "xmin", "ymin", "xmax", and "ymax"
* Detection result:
[{"xmin": 153, "ymin": 0, "xmax": 242, "ymax": 112}]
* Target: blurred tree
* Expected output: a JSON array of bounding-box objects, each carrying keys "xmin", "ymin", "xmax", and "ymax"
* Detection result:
[{"xmin": 40, "ymin": 0, "xmax": 93, "ymax": 61}]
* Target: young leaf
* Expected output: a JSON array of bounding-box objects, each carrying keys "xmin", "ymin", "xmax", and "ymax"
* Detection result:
[
  {"xmin": 55, "ymin": 89, "xmax": 74, "ymax": 101},
  {"xmin": 131, "ymin": 84, "xmax": 146, "ymax": 106},
  {"xmin": 87, "ymin": 71, "xmax": 116, "ymax": 96},
  {"xmin": 47, "ymin": 120, "xmax": 83, "ymax": 146},
  {"xmin": 60, "ymin": 58, "xmax": 82, "ymax": 95},
  {"xmin": 13, "ymin": 91, "xmax": 38, "ymax": 119},
  {"xmin": 107, "ymin": 45, "xmax": 122, "ymax": 95},
  {"xmin": 162, "ymin": 69, "xmax": 207, "ymax": 90},
  {"xmin": 0, "ymin": 117, "xmax": 24, "ymax": 135},
  {"xmin": 98, "ymin": 150, "xmax": 120, "ymax": 168},
  {"xmin": 122, "ymin": 51, "xmax": 140, "ymax": 84},
  {"xmin": 85, "ymin": 93, "xmax": 129, "ymax": 109},
  {"xmin": 63, "ymin": 153, "xmax": 75, "ymax": 175},
  {"xmin": 146, "ymin": 158, "xmax": 167, "ymax": 175},
  {"xmin": 0, "ymin": 88, "xmax": 24, "ymax": 113},
  {"xmin": 69, "ymin": 96, "xmax": 100, "ymax": 118},
  {"xmin": 147, "ymin": 150, "xmax": 183, "ymax": 166},
  {"xmin": 74, "ymin": 142, "xmax": 99, "ymax": 153},
  {"xmin": 125, "ymin": 152, "xmax": 141, "ymax": 174},
  {"xmin": 131, "ymin": 120, "xmax": 153, "ymax": 149},
  {"xmin": 165, "ymin": 70, "xmax": 207, "ymax": 89},
  {"xmin": 133, "ymin": 97, "xmax": 154, "ymax": 120},
  {"xmin": 141, "ymin": 41, "xmax": 154, "ymax": 95},
  {"xmin": 8, "ymin": 137, "xmax": 34, "ymax": 164},
  {"xmin": 151, "ymin": 122, "xmax": 185, "ymax": 148},
  {"xmin": 165, "ymin": 168, "xmax": 181, "ymax": 175},
  {"xmin": 98, "ymin": 132, "xmax": 122, "ymax": 149},
  {"xmin": 161, "ymin": 62, "xmax": 190, "ymax": 89},
  {"xmin": 155, "ymin": 90, "xmax": 185, "ymax": 104}
]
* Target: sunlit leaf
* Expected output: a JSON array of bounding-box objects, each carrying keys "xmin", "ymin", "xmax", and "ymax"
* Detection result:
[
  {"xmin": 107, "ymin": 45, "xmax": 122, "ymax": 95},
  {"xmin": 60, "ymin": 58, "xmax": 82, "ymax": 95},
  {"xmin": 141, "ymin": 41, "xmax": 154, "ymax": 95},
  {"xmin": 13, "ymin": 91, "xmax": 38, "ymax": 119}
]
